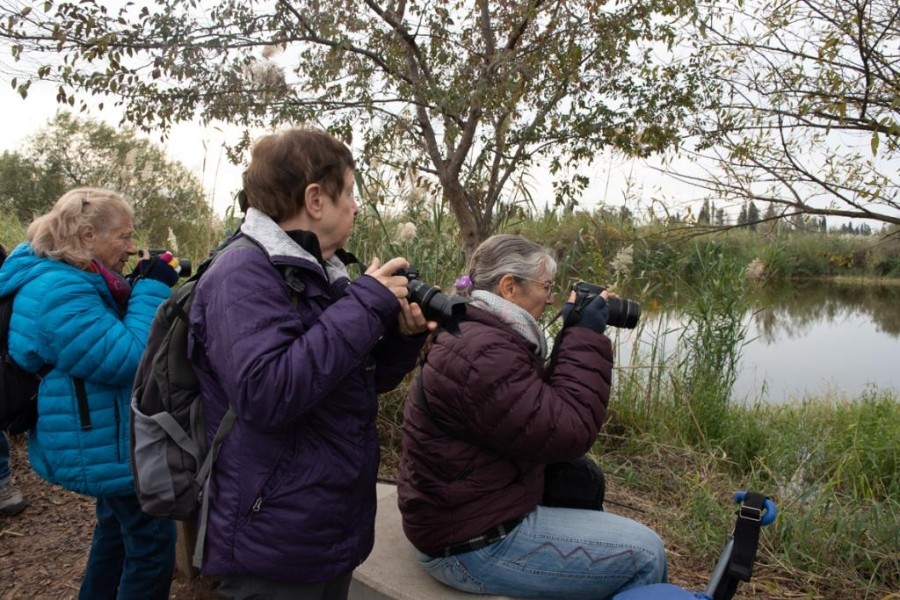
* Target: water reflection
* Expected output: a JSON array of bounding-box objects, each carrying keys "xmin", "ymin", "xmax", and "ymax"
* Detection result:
[
  {"xmin": 606, "ymin": 281, "xmax": 900, "ymax": 404},
  {"xmin": 752, "ymin": 281, "xmax": 900, "ymax": 340}
]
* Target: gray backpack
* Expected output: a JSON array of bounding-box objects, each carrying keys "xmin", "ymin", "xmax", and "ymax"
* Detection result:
[{"xmin": 130, "ymin": 236, "xmax": 302, "ymax": 567}]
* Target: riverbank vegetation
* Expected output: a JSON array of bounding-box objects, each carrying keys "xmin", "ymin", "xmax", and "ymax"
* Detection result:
[
  {"xmin": 601, "ymin": 247, "xmax": 898, "ymax": 598},
  {"xmin": 2, "ymin": 207, "xmax": 898, "ymax": 598},
  {"xmin": 356, "ymin": 206, "xmax": 899, "ymax": 598}
]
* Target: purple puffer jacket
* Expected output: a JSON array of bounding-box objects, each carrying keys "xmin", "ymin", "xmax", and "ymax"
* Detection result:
[
  {"xmin": 397, "ymin": 306, "xmax": 613, "ymax": 556},
  {"xmin": 189, "ymin": 209, "xmax": 425, "ymax": 583}
]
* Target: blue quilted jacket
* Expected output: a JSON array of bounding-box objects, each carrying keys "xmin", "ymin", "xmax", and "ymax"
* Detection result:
[
  {"xmin": 0, "ymin": 243, "xmax": 170, "ymax": 497},
  {"xmin": 189, "ymin": 208, "xmax": 426, "ymax": 583}
]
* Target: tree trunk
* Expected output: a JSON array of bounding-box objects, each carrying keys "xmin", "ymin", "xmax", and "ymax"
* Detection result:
[{"xmin": 442, "ymin": 179, "xmax": 483, "ymax": 259}]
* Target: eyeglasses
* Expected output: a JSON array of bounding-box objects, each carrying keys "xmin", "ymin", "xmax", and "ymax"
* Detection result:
[{"xmin": 517, "ymin": 276, "xmax": 556, "ymax": 296}]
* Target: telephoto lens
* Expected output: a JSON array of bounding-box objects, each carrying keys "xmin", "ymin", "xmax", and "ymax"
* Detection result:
[
  {"xmin": 396, "ymin": 268, "xmax": 468, "ymax": 335},
  {"xmin": 606, "ymin": 297, "xmax": 640, "ymax": 329}
]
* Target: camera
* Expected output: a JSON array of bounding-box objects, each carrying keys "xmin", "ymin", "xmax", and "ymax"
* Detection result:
[
  {"xmin": 572, "ymin": 282, "xmax": 641, "ymax": 329},
  {"xmin": 395, "ymin": 268, "xmax": 468, "ymax": 334},
  {"xmin": 149, "ymin": 249, "xmax": 193, "ymax": 278}
]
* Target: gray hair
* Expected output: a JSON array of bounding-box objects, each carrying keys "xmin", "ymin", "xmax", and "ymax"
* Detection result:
[
  {"xmin": 28, "ymin": 187, "xmax": 133, "ymax": 269},
  {"xmin": 459, "ymin": 234, "xmax": 557, "ymax": 297}
]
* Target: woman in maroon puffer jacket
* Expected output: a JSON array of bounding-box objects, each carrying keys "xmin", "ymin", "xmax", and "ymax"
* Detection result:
[{"xmin": 398, "ymin": 234, "xmax": 667, "ymax": 600}]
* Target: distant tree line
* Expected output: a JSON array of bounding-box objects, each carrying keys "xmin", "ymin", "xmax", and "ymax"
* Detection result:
[{"xmin": 0, "ymin": 112, "xmax": 223, "ymax": 259}]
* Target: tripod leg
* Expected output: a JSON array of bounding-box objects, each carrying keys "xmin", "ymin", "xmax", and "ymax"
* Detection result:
[{"xmin": 704, "ymin": 537, "xmax": 733, "ymax": 599}]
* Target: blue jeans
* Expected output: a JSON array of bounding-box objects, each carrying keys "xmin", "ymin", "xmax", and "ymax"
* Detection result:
[
  {"xmin": 418, "ymin": 505, "xmax": 668, "ymax": 600},
  {"xmin": 0, "ymin": 432, "xmax": 10, "ymax": 485},
  {"xmin": 79, "ymin": 494, "xmax": 177, "ymax": 600}
]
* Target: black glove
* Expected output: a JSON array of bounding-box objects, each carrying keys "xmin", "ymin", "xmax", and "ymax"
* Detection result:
[
  {"xmin": 132, "ymin": 256, "xmax": 179, "ymax": 288},
  {"xmin": 561, "ymin": 301, "xmax": 577, "ymax": 326},
  {"xmin": 572, "ymin": 295, "xmax": 609, "ymax": 335}
]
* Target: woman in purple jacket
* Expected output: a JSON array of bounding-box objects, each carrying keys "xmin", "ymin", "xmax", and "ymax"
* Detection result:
[
  {"xmin": 398, "ymin": 234, "xmax": 667, "ymax": 599},
  {"xmin": 189, "ymin": 128, "xmax": 433, "ymax": 600}
]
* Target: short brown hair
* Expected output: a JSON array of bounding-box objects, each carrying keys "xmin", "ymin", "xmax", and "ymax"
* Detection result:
[{"xmin": 243, "ymin": 128, "xmax": 355, "ymax": 222}]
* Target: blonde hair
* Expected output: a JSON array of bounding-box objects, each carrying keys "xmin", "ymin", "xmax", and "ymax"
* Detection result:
[
  {"xmin": 28, "ymin": 187, "xmax": 133, "ymax": 269},
  {"xmin": 458, "ymin": 234, "xmax": 557, "ymax": 297}
]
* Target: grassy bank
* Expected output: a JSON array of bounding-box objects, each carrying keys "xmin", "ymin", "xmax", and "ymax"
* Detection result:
[
  {"xmin": 603, "ymin": 383, "xmax": 899, "ymax": 597},
  {"xmin": 596, "ymin": 240, "xmax": 896, "ymax": 598}
]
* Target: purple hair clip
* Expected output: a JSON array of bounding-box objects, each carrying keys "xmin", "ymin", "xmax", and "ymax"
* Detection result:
[{"xmin": 454, "ymin": 274, "xmax": 474, "ymax": 291}]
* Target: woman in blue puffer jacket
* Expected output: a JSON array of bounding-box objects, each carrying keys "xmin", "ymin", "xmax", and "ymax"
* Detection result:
[{"xmin": 0, "ymin": 187, "xmax": 180, "ymax": 599}]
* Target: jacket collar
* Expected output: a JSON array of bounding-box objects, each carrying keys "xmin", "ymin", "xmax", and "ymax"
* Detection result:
[{"xmin": 241, "ymin": 207, "xmax": 351, "ymax": 285}]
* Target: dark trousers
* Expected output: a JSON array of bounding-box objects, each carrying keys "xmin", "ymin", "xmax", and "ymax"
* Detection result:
[
  {"xmin": 79, "ymin": 493, "xmax": 176, "ymax": 600},
  {"xmin": 217, "ymin": 572, "xmax": 354, "ymax": 600}
]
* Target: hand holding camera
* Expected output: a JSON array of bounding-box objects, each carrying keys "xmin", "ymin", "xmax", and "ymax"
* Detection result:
[
  {"xmin": 569, "ymin": 295, "xmax": 610, "ymax": 334},
  {"xmin": 366, "ymin": 259, "xmax": 467, "ymax": 335},
  {"xmin": 393, "ymin": 266, "xmax": 467, "ymax": 335},
  {"xmin": 131, "ymin": 249, "xmax": 190, "ymax": 288},
  {"xmin": 366, "ymin": 257, "xmax": 412, "ymax": 301},
  {"xmin": 147, "ymin": 249, "xmax": 192, "ymax": 279},
  {"xmin": 567, "ymin": 282, "xmax": 641, "ymax": 331}
]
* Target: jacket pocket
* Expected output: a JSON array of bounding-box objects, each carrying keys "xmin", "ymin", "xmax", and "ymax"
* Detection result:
[{"xmin": 239, "ymin": 436, "xmax": 296, "ymax": 526}]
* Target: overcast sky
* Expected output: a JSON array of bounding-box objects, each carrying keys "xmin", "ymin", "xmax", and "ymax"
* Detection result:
[
  {"xmin": 0, "ymin": 74, "xmax": 705, "ymax": 223},
  {"xmin": 0, "ymin": 77, "xmax": 252, "ymax": 216}
]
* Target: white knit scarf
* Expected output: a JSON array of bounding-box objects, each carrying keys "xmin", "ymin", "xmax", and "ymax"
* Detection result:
[{"xmin": 469, "ymin": 290, "xmax": 548, "ymax": 360}]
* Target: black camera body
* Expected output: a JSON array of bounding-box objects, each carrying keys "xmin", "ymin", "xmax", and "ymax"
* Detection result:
[
  {"xmin": 395, "ymin": 268, "xmax": 467, "ymax": 334},
  {"xmin": 572, "ymin": 282, "xmax": 641, "ymax": 329},
  {"xmin": 148, "ymin": 249, "xmax": 193, "ymax": 279}
]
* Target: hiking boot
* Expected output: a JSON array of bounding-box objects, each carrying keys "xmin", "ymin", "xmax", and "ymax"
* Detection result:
[{"xmin": 0, "ymin": 481, "xmax": 26, "ymax": 516}]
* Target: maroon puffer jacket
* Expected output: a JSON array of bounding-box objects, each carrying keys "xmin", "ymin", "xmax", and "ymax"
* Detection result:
[{"xmin": 397, "ymin": 306, "xmax": 613, "ymax": 555}]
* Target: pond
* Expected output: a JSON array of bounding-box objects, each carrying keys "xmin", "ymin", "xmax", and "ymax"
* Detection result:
[{"xmin": 606, "ymin": 280, "xmax": 900, "ymax": 403}]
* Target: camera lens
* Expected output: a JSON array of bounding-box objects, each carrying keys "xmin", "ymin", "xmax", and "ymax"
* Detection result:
[
  {"xmin": 179, "ymin": 259, "xmax": 192, "ymax": 279},
  {"xmin": 606, "ymin": 297, "xmax": 641, "ymax": 329},
  {"xmin": 407, "ymin": 279, "xmax": 467, "ymax": 327}
]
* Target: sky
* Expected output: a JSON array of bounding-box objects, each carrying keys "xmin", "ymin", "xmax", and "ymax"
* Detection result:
[
  {"xmin": 0, "ymin": 75, "xmax": 707, "ymax": 222},
  {"xmin": 0, "ymin": 78, "xmax": 252, "ymax": 217}
]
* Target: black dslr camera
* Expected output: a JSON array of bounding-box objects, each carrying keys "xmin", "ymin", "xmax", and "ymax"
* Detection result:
[
  {"xmin": 148, "ymin": 249, "xmax": 193, "ymax": 278},
  {"xmin": 572, "ymin": 282, "xmax": 641, "ymax": 329},
  {"xmin": 395, "ymin": 268, "xmax": 468, "ymax": 335}
]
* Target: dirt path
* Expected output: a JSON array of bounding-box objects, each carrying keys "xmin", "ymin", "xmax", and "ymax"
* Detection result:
[{"xmin": 0, "ymin": 435, "xmax": 217, "ymax": 600}]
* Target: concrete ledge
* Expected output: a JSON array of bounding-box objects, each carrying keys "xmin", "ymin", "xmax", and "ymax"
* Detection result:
[{"xmin": 350, "ymin": 483, "xmax": 513, "ymax": 600}]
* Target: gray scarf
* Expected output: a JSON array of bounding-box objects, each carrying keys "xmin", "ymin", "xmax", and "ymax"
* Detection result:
[{"xmin": 470, "ymin": 290, "xmax": 548, "ymax": 360}]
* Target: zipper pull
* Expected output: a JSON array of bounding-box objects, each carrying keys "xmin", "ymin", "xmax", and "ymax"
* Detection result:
[{"xmin": 247, "ymin": 497, "xmax": 263, "ymax": 524}]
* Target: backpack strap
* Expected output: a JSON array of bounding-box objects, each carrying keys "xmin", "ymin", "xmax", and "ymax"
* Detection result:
[
  {"xmin": 2, "ymin": 289, "xmax": 85, "ymax": 431},
  {"xmin": 192, "ymin": 406, "xmax": 237, "ymax": 569},
  {"xmin": 279, "ymin": 265, "xmax": 305, "ymax": 310}
]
